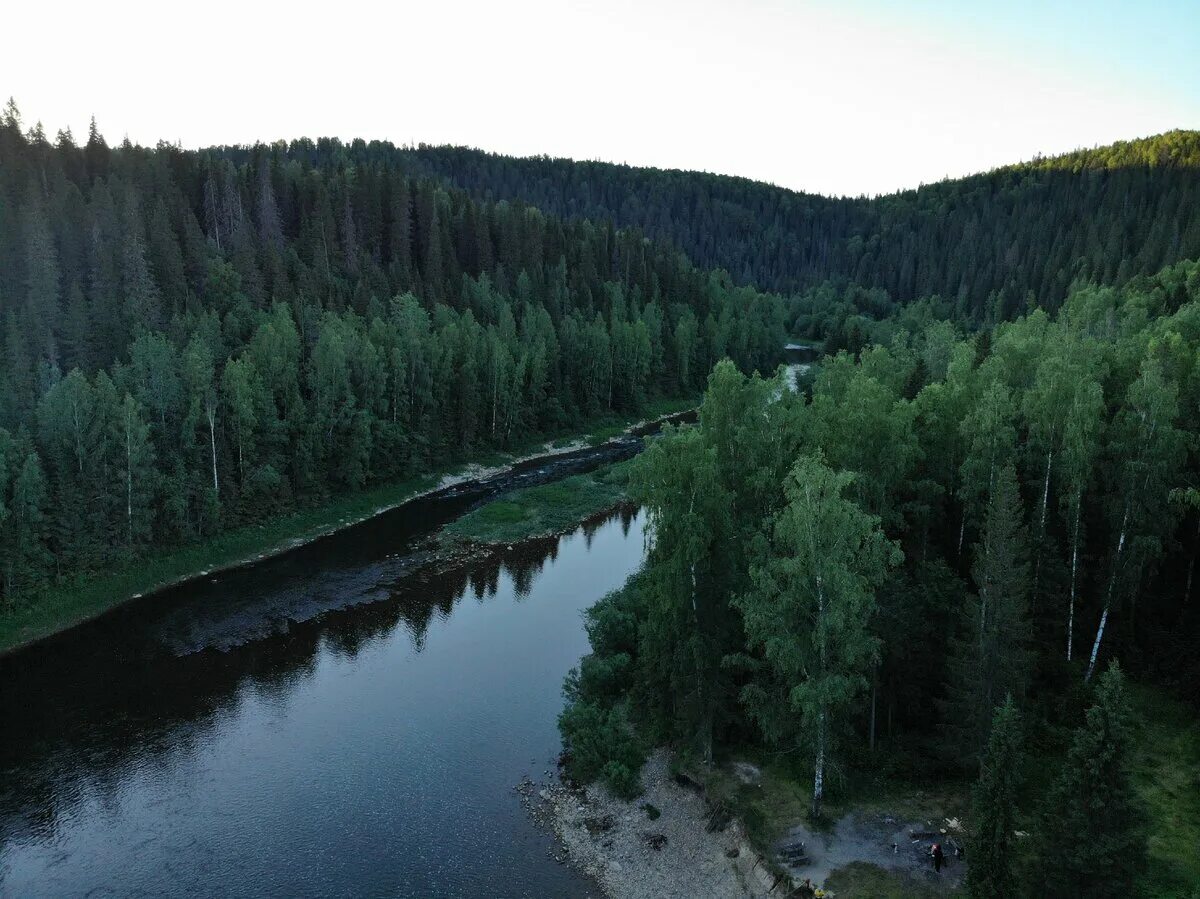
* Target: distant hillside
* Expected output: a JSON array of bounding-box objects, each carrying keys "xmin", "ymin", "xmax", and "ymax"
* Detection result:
[{"xmin": 396, "ymin": 131, "xmax": 1200, "ymax": 318}]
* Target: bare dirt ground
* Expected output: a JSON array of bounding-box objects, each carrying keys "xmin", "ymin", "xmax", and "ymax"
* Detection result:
[{"xmin": 775, "ymin": 811, "xmax": 966, "ymax": 892}]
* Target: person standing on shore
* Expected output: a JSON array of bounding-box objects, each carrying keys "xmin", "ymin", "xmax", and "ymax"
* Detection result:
[{"xmin": 931, "ymin": 843, "xmax": 945, "ymax": 873}]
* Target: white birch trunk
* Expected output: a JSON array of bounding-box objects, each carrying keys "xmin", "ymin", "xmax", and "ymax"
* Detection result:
[
  {"xmin": 1086, "ymin": 513, "xmax": 1127, "ymax": 682},
  {"xmin": 1032, "ymin": 450, "xmax": 1052, "ymax": 602},
  {"xmin": 813, "ymin": 709, "xmax": 826, "ymax": 820},
  {"xmin": 1067, "ymin": 497, "xmax": 1081, "ymax": 662},
  {"xmin": 207, "ymin": 401, "xmax": 219, "ymax": 498},
  {"xmin": 1039, "ymin": 451, "xmax": 1052, "ymax": 534},
  {"xmin": 1086, "ymin": 605, "xmax": 1109, "ymax": 682}
]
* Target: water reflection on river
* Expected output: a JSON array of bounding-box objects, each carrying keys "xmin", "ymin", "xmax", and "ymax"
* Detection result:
[{"xmin": 0, "ymin": 493, "xmax": 645, "ymax": 897}]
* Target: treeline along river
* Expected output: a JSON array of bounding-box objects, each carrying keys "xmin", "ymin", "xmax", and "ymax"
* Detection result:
[{"xmin": 0, "ymin": 433, "xmax": 671, "ymax": 897}]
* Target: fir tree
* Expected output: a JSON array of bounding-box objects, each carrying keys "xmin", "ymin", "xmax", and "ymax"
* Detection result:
[
  {"xmin": 942, "ymin": 464, "xmax": 1032, "ymax": 767},
  {"xmin": 21, "ymin": 181, "xmax": 61, "ymax": 364},
  {"xmin": 1040, "ymin": 662, "xmax": 1147, "ymax": 898},
  {"xmin": 967, "ymin": 697, "xmax": 1024, "ymax": 899}
]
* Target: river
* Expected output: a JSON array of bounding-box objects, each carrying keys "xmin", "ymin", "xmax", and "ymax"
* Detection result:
[{"xmin": 0, "ymin": 442, "xmax": 654, "ymax": 898}]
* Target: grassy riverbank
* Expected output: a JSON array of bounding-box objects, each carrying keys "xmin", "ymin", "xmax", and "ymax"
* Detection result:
[
  {"xmin": 444, "ymin": 460, "xmax": 634, "ymax": 545},
  {"xmin": 445, "ymin": 395, "xmax": 703, "ymax": 546},
  {"xmin": 0, "ymin": 398, "xmax": 697, "ymax": 657},
  {"xmin": 0, "ymin": 471, "xmax": 440, "ymax": 655}
]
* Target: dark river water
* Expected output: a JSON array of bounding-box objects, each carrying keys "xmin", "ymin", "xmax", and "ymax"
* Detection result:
[{"xmin": 0, "ymin": 442, "xmax": 654, "ymax": 898}]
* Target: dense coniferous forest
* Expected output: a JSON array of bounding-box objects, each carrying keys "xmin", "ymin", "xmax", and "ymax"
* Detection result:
[
  {"xmin": 0, "ymin": 101, "xmax": 785, "ymax": 602},
  {"xmin": 400, "ymin": 132, "xmax": 1200, "ymax": 317}
]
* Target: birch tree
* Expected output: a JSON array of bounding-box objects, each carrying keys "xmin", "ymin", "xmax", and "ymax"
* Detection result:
[
  {"xmin": 221, "ymin": 357, "xmax": 267, "ymax": 488},
  {"xmin": 913, "ymin": 342, "xmax": 979, "ymax": 554},
  {"xmin": 736, "ymin": 454, "xmax": 900, "ymax": 819},
  {"xmin": 1058, "ymin": 374, "xmax": 1105, "ymax": 661},
  {"xmin": 114, "ymin": 393, "xmax": 154, "ymax": 546},
  {"xmin": 37, "ymin": 369, "xmax": 102, "ymax": 565},
  {"xmin": 128, "ymin": 332, "xmax": 183, "ymax": 433},
  {"xmin": 182, "ymin": 335, "xmax": 220, "ymax": 505},
  {"xmin": 1086, "ymin": 360, "xmax": 1184, "ymax": 680},
  {"xmin": 1023, "ymin": 337, "xmax": 1106, "ymax": 646},
  {"xmin": 958, "ymin": 379, "xmax": 1016, "ymax": 556},
  {"xmin": 1022, "ymin": 351, "xmax": 1072, "ymax": 597},
  {"xmin": 809, "ymin": 357, "xmax": 919, "ymax": 530}
]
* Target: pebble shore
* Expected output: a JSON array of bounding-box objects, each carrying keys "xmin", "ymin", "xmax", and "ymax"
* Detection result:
[{"xmin": 520, "ymin": 751, "xmax": 787, "ymax": 898}]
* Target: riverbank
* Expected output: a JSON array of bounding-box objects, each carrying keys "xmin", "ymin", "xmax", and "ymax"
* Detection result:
[
  {"xmin": 532, "ymin": 681, "xmax": 1200, "ymax": 899},
  {"xmin": 443, "ymin": 460, "xmax": 634, "ymax": 546},
  {"xmin": 530, "ymin": 750, "xmax": 966, "ymax": 898},
  {"xmin": 0, "ymin": 399, "xmax": 696, "ymax": 657},
  {"xmin": 0, "ymin": 471, "xmax": 647, "ymax": 898},
  {"xmin": 526, "ymin": 751, "xmax": 783, "ymax": 898}
]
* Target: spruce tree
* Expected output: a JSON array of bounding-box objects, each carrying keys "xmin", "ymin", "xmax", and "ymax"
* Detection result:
[
  {"xmin": 631, "ymin": 423, "xmax": 729, "ymax": 764},
  {"xmin": 942, "ymin": 464, "xmax": 1032, "ymax": 767},
  {"xmin": 83, "ymin": 115, "xmax": 108, "ymax": 180},
  {"xmin": 1040, "ymin": 662, "xmax": 1147, "ymax": 898},
  {"xmin": 21, "ymin": 181, "xmax": 62, "ymax": 364},
  {"xmin": 967, "ymin": 696, "xmax": 1023, "ymax": 899}
]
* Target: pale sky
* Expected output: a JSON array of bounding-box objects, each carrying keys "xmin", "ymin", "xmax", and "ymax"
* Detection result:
[{"xmin": 4, "ymin": 0, "xmax": 1198, "ymax": 197}]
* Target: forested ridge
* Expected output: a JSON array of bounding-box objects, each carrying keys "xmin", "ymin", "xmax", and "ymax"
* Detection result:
[
  {"xmin": 0, "ymin": 101, "xmax": 785, "ymax": 604},
  {"xmin": 401, "ymin": 131, "xmax": 1200, "ymax": 318},
  {"xmin": 561, "ymin": 260, "xmax": 1200, "ymax": 896}
]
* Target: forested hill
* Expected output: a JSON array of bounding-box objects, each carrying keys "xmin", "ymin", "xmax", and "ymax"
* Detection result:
[
  {"xmin": 2, "ymin": 98, "xmax": 1198, "ymax": 617},
  {"xmin": 0, "ymin": 102, "xmax": 785, "ymax": 602},
  {"xmin": 397, "ymin": 131, "xmax": 1200, "ymax": 318}
]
